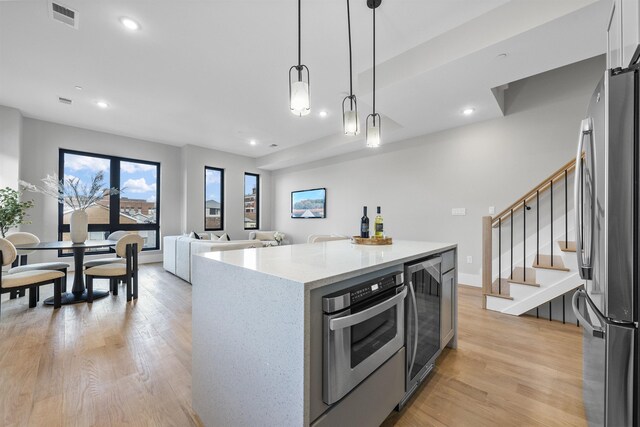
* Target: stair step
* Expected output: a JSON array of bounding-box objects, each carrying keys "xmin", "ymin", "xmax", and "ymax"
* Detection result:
[
  {"xmin": 557, "ymin": 241, "xmax": 576, "ymax": 253},
  {"xmin": 508, "ymin": 267, "xmax": 540, "ymax": 287},
  {"xmin": 487, "ymin": 278, "xmax": 513, "ymax": 300},
  {"xmin": 532, "ymin": 254, "xmax": 570, "ymax": 272}
]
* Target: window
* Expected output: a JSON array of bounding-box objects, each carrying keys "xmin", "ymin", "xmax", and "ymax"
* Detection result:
[
  {"xmin": 244, "ymin": 173, "xmax": 259, "ymax": 230},
  {"xmin": 204, "ymin": 167, "xmax": 224, "ymax": 230},
  {"xmin": 59, "ymin": 149, "xmax": 160, "ymax": 254}
]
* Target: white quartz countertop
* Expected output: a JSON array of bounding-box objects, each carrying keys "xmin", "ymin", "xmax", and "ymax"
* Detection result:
[{"xmin": 198, "ymin": 240, "xmax": 456, "ymax": 289}]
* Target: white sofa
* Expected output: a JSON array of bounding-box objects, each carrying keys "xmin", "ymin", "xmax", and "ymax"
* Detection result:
[{"xmin": 163, "ymin": 233, "xmax": 263, "ymax": 283}]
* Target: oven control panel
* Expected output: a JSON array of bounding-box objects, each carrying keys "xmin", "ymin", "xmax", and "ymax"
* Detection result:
[
  {"xmin": 323, "ymin": 272, "xmax": 403, "ymax": 313},
  {"xmin": 350, "ymin": 274, "xmax": 400, "ymax": 305}
]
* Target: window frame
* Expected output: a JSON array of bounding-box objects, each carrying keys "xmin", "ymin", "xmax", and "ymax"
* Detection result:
[
  {"xmin": 243, "ymin": 172, "xmax": 260, "ymax": 230},
  {"xmin": 58, "ymin": 148, "xmax": 161, "ymax": 255},
  {"xmin": 204, "ymin": 166, "xmax": 225, "ymax": 231}
]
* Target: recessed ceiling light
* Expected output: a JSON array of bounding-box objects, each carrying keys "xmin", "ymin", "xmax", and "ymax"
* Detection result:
[
  {"xmin": 319, "ymin": 110, "xmax": 328, "ymax": 118},
  {"xmin": 120, "ymin": 17, "xmax": 140, "ymax": 31},
  {"xmin": 463, "ymin": 108, "xmax": 475, "ymax": 116},
  {"xmin": 96, "ymin": 101, "xmax": 109, "ymax": 109},
  {"xmin": 249, "ymin": 139, "xmax": 257, "ymax": 146},
  {"xmin": 74, "ymin": 86, "xmax": 83, "ymax": 90}
]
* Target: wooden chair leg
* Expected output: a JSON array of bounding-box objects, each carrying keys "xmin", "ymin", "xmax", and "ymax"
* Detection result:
[
  {"xmin": 36, "ymin": 286, "xmax": 40, "ymax": 302},
  {"xmin": 28, "ymin": 287, "xmax": 37, "ymax": 308},
  {"xmin": 62, "ymin": 269, "xmax": 68, "ymax": 292},
  {"xmin": 87, "ymin": 276, "xmax": 93, "ymax": 303},
  {"xmin": 54, "ymin": 279, "xmax": 61, "ymax": 309},
  {"xmin": 18, "ymin": 289, "xmax": 25, "ymax": 298},
  {"xmin": 9, "ymin": 290, "xmax": 17, "ymax": 299}
]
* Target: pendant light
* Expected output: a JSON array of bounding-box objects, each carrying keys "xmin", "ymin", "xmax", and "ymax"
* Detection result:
[
  {"xmin": 289, "ymin": 0, "xmax": 310, "ymax": 116},
  {"xmin": 342, "ymin": 0, "xmax": 359, "ymax": 135},
  {"xmin": 365, "ymin": 0, "xmax": 381, "ymax": 148}
]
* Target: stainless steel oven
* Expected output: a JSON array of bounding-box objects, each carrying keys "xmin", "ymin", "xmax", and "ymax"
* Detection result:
[{"xmin": 323, "ymin": 272, "xmax": 405, "ymax": 405}]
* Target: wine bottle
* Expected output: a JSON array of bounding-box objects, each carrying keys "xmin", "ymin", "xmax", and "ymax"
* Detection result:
[
  {"xmin": 374, "ymin": 206, "xmax": 384, "ymax": 238},
  {"xmin": 360, "ymin": 206, "xmax": 369, "ymax": 238}
]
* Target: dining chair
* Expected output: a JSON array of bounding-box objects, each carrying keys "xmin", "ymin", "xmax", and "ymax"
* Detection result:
[
  {"xmin": 84, "ymin": 234, "xmax": 144, "ymax": 303},
  {"xmin": 83, "ymin": 230, "xmax": 129, "ymax": 269},
  {"xmin": 0, "ymin": 238, "xmax": 65, "ymax": 316},
  {"xmin": 5, "ymin": 232, "xmax": 70, "ymax": 298}
]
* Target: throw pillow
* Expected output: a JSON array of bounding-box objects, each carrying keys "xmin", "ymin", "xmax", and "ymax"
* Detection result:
[
  {"xmin": 218, "ymin": 233, "xmax": 230, "ymax": 241},
  {"xmin": 189, "ymin": 231, "xmax": 201, "ymax": 240},
  {"xmin": 254, "ymin": 231, "xmax": 275, "ymax": 241}
]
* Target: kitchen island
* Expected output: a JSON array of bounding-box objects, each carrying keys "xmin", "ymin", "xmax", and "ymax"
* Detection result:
[{"xmin": 191, "ymin": 240, "xmax": 457, "ymax": 427}]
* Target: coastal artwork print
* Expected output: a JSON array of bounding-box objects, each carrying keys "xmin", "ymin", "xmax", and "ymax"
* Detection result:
[{"xmin": 291, "ymin": 188, "xmax": 326, "ymax": 219}]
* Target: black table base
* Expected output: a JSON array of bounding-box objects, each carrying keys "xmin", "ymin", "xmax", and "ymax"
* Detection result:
[{"xmin": 44, "ymin": 290, "xmax": 110, "ymax": 305}]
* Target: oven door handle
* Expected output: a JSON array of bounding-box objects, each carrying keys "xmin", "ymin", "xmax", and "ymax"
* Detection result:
[{"xmin": 329, "ymin": 287, "xmax": 407, "ymax": 331}]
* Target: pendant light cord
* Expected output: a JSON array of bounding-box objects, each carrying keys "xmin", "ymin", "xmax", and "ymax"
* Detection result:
[
  {"xmin": 298, "ymin": 0, "xmax": 302, "ymax": 68},
  {"xmin": 347, "ymin": 0, "xmax": 353, "ymax": 99},
  {"xmin": 372, "ymin": 4, "xmax": 376, "ymax": 120}
]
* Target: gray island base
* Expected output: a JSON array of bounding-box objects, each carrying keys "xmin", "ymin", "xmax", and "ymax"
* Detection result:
[{"xmin": 192, "ymin": 240, "xmax": 458, "ymax": 426}]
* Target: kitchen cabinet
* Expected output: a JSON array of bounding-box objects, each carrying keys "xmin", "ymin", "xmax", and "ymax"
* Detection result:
[
  {"xmin": 622, "ymin": 0, "xmax": 640, "ymax": 66},
  {"xmin": 608, "ymin": 0, "xmax": 623, "ymax": 69},
  {"xmin": 608, "ymin": 0, "xmax": 640, "ymax": 69},
  {"xmin": 440, "ymin": 251, "xmax": 457, "ymax": 349}
]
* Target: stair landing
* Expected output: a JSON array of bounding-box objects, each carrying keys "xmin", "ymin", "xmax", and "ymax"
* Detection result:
[{"xmin": 532, "ymin": 254, "xmax": 570, "ymax": 272}]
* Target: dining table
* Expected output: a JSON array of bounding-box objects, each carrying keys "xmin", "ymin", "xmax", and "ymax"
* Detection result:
[{"xmin": 14, "ymin": 240, "xmax": 117, "ymax": 305}]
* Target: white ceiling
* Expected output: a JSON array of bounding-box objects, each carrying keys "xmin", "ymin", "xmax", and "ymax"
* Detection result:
[{"xmin": 0, "ymin": 0, "xmax": 611, "ymax": 169}]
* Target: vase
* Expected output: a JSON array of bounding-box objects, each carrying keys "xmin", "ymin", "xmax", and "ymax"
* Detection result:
[{"xmin": 70, "ymin": 210, "xmax": 88, "ymax": 243}]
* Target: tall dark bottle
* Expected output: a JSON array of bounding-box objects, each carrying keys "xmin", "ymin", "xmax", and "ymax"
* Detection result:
[{"xmin": 360, "ymin": 206, "xmax": 370, "ymax": 238}]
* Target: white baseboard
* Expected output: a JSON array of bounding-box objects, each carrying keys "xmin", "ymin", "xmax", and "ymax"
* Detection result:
[{"xmin": 458, "ymin": 272, "xmax": 481, "ymax": 287}]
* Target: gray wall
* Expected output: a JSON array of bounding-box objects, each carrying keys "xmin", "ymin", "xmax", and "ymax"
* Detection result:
[
  {"xmin": 19, "ymin": 118, "xmax": 183, "ymax": 263},
  {"xmin": 0, "ymin": 106, "xmax": 21, "ymax": 189},
  {"xmin": 181, "ymin": 144, "xmax": 272, "ymax": 240},
  {"xmin": 16, "ymin": 119, "xmax": 272, "ymax": 264},
  {"xmin": 271, "ymin": 55, "xmax": 605, "ymax": 285}
]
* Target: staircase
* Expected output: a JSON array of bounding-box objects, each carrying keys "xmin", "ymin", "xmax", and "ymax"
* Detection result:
[{"xmin": 482, "ymin": 158, "xmax": 585, "ymax": 321}]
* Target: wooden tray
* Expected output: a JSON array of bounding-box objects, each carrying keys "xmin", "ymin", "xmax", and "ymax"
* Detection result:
[{"xmin": 351, "ymin": 236, "xmax": 393, "ymax": 245}]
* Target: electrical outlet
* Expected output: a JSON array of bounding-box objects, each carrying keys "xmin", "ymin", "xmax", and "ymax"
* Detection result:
[
  {"xmin": 489, "ymin": 206, "xmax": 495, "ymax": 215},
  {"xmin": 466, "ymin": 256, "xmax": 473, "ymax": 264},
  {"xmin": 451, "ymin": 208, "xmax": 466, "ymax": 216}
]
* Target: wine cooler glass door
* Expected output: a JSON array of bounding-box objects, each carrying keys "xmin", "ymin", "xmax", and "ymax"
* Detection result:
[{"xmin": 406, "ymin": 257, "xmax": 441, "ymax": 385}]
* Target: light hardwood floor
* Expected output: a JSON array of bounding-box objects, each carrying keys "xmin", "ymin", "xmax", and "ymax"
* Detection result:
[{"xmin": 0, "ymin": 264, "xmax": 585, "ymax": 427}]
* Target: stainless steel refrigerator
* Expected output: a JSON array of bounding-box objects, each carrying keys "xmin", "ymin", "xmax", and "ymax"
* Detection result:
[{"xmin": 572, "ymin": 66, "xmax": 639, "ymax": 426}]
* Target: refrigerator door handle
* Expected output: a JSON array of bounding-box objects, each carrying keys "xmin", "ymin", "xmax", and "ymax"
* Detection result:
[
  {"xmin": 574, "ymin": 118, "xmax": 595, "ymax": 280},
  {"xmin": 572, "ymin": 290, "xmax": 604, "ymax": 338}
]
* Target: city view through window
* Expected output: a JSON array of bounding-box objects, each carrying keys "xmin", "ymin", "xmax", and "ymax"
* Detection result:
[
  {"xmin": 59, "ymin": 151, "xmax": 160, "ymax": 251},
  {"xmin": 244, "ymin": 173, "xmax": 259, "ymax": 229}
]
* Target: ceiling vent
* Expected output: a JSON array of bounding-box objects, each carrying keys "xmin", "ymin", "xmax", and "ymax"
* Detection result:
[
  {"xmin": 49, "ymin": 2, "xmax": 79, "ymax": 29},
  {"xmin": 58, "ymin": 97, "xmax": 72, "ymax": 105}
]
